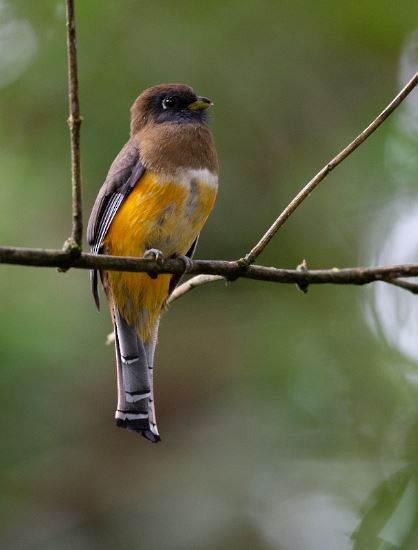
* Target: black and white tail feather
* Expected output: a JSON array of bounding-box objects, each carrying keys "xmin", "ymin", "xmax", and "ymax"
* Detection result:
[{"xmin": 113, "ymin": 308, "xmax": 160, "ymax": 442}]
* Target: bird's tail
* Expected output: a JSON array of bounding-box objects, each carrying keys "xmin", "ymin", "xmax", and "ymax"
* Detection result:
[{"xmin": 113, "ymin": 308, "xmax": 160, "ymax": 443}]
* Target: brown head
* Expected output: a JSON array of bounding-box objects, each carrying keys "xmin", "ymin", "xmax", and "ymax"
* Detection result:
[
  {"xmin": 130, "ymin": 83, "xmax": 218, "ymax": 174},
  {"xmin": 130, "ymin": 83, "xmax": 213, "ymax": 135}
]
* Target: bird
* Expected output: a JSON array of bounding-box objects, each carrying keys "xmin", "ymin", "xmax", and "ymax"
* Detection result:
[{"xmin": 87, "ymin": 84, "xmax": 218, "ymax": 442}]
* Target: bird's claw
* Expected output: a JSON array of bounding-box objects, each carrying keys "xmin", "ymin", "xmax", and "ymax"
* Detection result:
[
  {"xmin": 144, "ymin": 248, "xmax": 164, "ymax": 279},
  {"xmin": 144, "ymin": 248, "xmax": 164, "ymax": 264},
  {"xmin": 175, "ymin": 254, "xmax": 193, "ymax": 274}
]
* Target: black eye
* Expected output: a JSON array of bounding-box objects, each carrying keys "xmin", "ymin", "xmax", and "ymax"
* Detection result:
[{"xmin": 162, "ymin": 96, "xmax": 177, "ymax": 109}]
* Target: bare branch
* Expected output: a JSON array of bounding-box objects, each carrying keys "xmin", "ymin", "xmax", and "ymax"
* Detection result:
[
  {"xmin": 3, "ymin": 27, "xmax": 418, "ymax": 304},
  {"xmin": 242, "ymin": 71, "xmax": 418, "ymax": 265},
  {"xmin": 1, "ymin": 245, "xmax": 418, "ymax": 295},
  {"xmin": 65, "ymin": 0, "xmax": 83, "ymax": 252},
  {"xmin": 168, "ymin": 275, "xmax": 225, "ymax": 304},
  {"xmin": 384, "ymin": 278, "xmax": 418, "ymax": 294}
]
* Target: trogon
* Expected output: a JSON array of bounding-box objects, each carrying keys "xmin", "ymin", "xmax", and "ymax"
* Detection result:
[{"xmin": 87, "ymin": 84, "xmax": 218, "ymax": 442}]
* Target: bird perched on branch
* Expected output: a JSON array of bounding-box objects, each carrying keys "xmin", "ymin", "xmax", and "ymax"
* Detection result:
[{"xmin": 87, "ymin": 84, "xmax": 218, "ymax": 442}]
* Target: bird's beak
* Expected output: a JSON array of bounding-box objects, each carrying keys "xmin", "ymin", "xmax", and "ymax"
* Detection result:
[{"xmin": 187, "ymin": 96, "xmax": 213, "ymax": 111}]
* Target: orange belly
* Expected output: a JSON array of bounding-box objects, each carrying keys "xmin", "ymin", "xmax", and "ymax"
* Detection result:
[{"xmin": 103, "ymin": 170, "xmax": 217, "ymax": 341}]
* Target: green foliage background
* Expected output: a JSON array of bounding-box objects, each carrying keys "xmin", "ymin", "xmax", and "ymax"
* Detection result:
[{"xmin": 1, "ymin": 1, "xmax": 418, "ymax": 548}]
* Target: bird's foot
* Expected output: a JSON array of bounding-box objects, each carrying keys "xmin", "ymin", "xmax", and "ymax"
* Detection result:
[
  {"xmin": 144, "ymin": 248, "xmax": 164, "ymax": 279},
  {"xmin": 173, "ymin": 254, "xmax": 193, "ymax": 274},
  {"xmin": 144, "ymin": 248, "xmax": 164, "ymax": 263}
]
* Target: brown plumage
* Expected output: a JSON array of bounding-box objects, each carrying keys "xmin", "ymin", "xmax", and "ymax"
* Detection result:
[
  {"xmin": 137, "ymin": 123, "xmax": 218, "ymax": 174},
  {"xmin": 87, "ymin": 83, "xmax": 219, "ymax": 442},
  {"xmin": 130, "ymin": 83, "xmax": 200, "ymax": 132}
]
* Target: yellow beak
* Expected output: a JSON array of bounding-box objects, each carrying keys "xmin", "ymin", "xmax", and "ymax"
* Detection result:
[{"xmin": 187, "ymin": 96, "xmax": 213, "ymax": 111}]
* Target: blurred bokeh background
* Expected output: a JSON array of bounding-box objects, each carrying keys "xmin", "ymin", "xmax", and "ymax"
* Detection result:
[{"xmin": 1, "ymin": 1, "xmax": 418, "ymax": 548}]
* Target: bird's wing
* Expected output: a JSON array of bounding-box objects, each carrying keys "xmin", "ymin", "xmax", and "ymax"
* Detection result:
[{"xmin": 87, "ymin": 137, "xmax": 145, "ymax": 308}]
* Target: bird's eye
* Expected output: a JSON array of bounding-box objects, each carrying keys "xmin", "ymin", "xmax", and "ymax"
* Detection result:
[{"xmin": 162, "ymin": 96, "xmax": 177, "ymax": 109}]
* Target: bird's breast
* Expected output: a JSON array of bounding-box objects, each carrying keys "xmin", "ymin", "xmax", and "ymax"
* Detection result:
[{"xmin": 105, "ymin": 168, "xmax": 218, "ymax": 258}]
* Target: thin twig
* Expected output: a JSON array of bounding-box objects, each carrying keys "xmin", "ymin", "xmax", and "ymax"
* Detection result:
[
  {"xmin": 65, "ymin": 0, "xmax": 83, "ymax": 252},
  {"xmin": 242, "ymin": 71, "xmax": 418, "ymax": 265},
  {"xmin": 2, "ymin": 246, "xmax": 418, "ymax": 294},
  {"xmin": 385, "ymin": 278, "xmax": 418, "ymax": 294},
  {"xmin": 168, "ymin": 275, "xmax": 224, "ymax": 304}
]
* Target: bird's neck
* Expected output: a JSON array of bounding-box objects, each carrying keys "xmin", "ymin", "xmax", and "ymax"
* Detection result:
[{"xmin": 135, "ymin": 123, "xmax": 218, "ymax": 175}]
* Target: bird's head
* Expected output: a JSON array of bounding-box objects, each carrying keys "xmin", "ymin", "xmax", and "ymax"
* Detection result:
[{"xmin": 130, "ymin": 83, "xmax": 213, "ymax": 134}]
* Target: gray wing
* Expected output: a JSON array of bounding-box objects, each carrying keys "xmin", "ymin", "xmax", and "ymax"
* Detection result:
[{"xmin": 87, "ymin": 137, "xmax": 145, "ymax": 309}]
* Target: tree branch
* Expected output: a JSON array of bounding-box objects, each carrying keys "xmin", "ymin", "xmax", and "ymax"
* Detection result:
[
  {"xmin": 168, "ymin": 275, "xmax": 225, "ymax": 304},
  {"xmin": 65, "ymin": 0, "xmax": 83, "ymax": 252},
  {"xmin": 385, "ymin": 278, "xmax": 418, "ymax": 294},
  {"xmin": 1, "ymin": 246, "xmax": 418, "ymax": 294},
  {"xmin": 242, "ymin": 71, "xmax": 418, "ymax": 265},
  {"xmin": 2, "ymin": 6, "xmax": 418, "ymax": 305}
]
